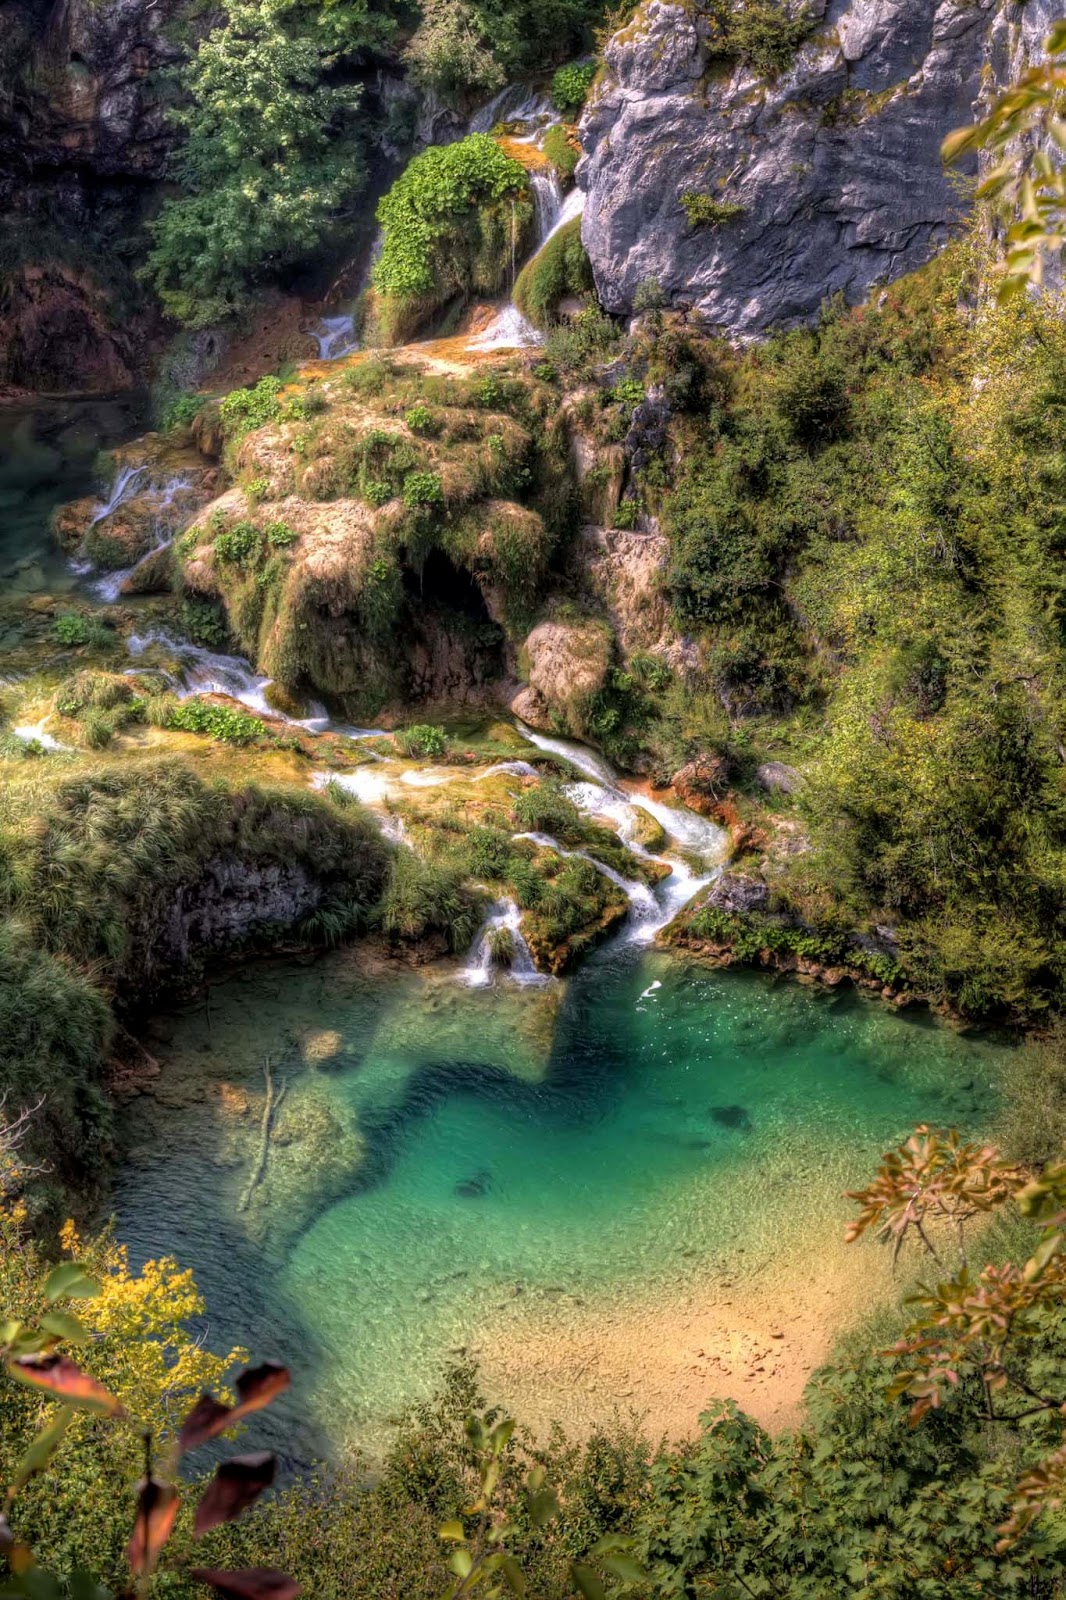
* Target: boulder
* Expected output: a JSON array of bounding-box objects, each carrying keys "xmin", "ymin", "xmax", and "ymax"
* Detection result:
[
  {"xmin": 704, "ymin": 872, "xmax": 770, "ymax": 915},
  {"xmin": 672, "ymin": 753, "xmax": 733, "ymax": 813},
  {"xmin": 519, "ymin": 619, "xmax": 613, "ymax": 736},
  {"xmin": 756, "ymin": 761, "xmax": 803, "ymax": 795},
  {"xmin": 579, "ymin": 0, "xmax": 1059, "ymax": 334}
]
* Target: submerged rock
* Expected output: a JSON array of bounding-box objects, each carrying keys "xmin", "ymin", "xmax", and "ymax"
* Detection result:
[{"xmin": 710, "ymin": 1104, "xmax": 752, "ymax": 1132}]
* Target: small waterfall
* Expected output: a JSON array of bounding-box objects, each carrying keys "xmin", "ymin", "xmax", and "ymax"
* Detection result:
[
  {"xmin": 468, "ymin": 86, "xmax": 553, "ymax": 135},
  {"xmin": 531, "ymin": 169, "xmax": 564, "ymax": 247},
  {"xmin": 475, "ymin": 760, "xmax": 539, "ymax": 780},
  {"xmin": 12, "ymin": 717, "xmax": 67, "ymax": 751},
  {"xmin": 127, "ymin": 631, "xmax": 332, "ymax": 731},
  {"xmin": 87, "ymin": 463, "xmax": 147, "ymax": 528},
  {"xmin": 461, "ymin": 898, "xmax": 547, "ymax": 987},
  {"xmin": 85, "ymin": 475, "xmax": 193, "ymax": 601},
  {"xmin": 312, "ymin": 315, "xmax": 359, "ymax": 362}
]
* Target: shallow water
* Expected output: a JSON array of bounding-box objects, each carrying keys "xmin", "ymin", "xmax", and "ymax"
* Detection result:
[
  {"xmin": 112, "ymin": 936, "xmax": 1013, "ymax": 1464},
  {"xmin": 0, "ymin": 398, "xmax": 147, "ymax": 597}
]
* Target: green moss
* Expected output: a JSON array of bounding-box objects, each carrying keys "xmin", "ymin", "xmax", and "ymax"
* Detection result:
[
  {"xmin": 513, "ymin": 216, "xmax": 594, "ymax": 330},
  {"xmin": 680, "ymin": 192, "xmax": 746, "ymax": 228}
]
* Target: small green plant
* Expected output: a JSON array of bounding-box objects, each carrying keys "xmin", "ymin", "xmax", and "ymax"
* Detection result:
[
  {"xmin": 681, "ymin": 192, "xmax": 746, "ymax": 228},
  {"xmin": 180, "ymin": 596, "xmax": 230, "ymax": 648},
  {"xmin": 551, "ymin": 60, "xmax": 597, "ymax": 115},
  {"xmin": 245, "ymin": 475, "xmax": 270, "ymax": 505},
  {"xmin": 611, "ymin": 375, "xmax": 645, "ymax": 412},
  {"xmin": 214, "ymin": 520, "xmax": 263, "ymax": 565},
  {"xmin": 218, "ymin": 375, "xmax": 283, "ymax": 441},
  {"xmin": 265, "ymin": 520, "xmax": 298, "ymax": 548},
  {"xmin": 161, "ymin": 392, "xmax": 204, "ymax": 433},
  {"xmin": 363, "ymin": 479, "xmax": 395, "ymax": 508},
  {"xmin": 613, "ymin": 497, "xmax": 640, "ymax": 529},
  {"xmin": 405, "ymin": 403, "xmax": 439, "ymax": 435},
  {"xmin": 473, "ymin": 373, "xmax": 503, "ymax": 408},
  {"xmin": 52, "ymin": 613, "xmax": 111, "ymax": 649},
  {"xmin": 396, "ymin": 723, "xmax": 448, "ymax": 758},
  {"xmin": 633, "ymin": 276, "xmax": 666, "ymax": 312},
  {"xmin": 403, "ymin": 470, "xmax": 444, "ymax": 507},
  {"xmin": 166, "ymin": 699, "xmax": 266, "ymax": 744}
]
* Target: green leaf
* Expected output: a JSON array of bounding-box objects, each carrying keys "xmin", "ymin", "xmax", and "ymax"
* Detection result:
[
  {"xmin": 571, "ymin": 1565, "xmax": 607, "ymax": 1600},
  {"xmin": 67, "ymin": 1572, "xmax": 113, "ymax": 1600},
  {"xmin": 39, "ymin": 1311, "xmax": 89, "ymax": 1345},
  {"xmin": 42, "ymin": 1265, "xmax": 101, "ymax": 1305},
  {"xmin": 12, "ymin": 1407, "xmax": 74, "ymax": 1490},
  {"xmin": 600, "ymin": 1555, "xmax": 646, "ymax": 1585},
  {"xmin": 528, "ymin": 1489, "xmax": 559, "ymax": 1528},
  {"xmin": 501, "ymin": 1558, "xmax": 525, "ymax": 1597},
  {"xmin": 439, "ymin": 1522, "xmax": 466, "ymax": 1544},
  {"xmin": 450, "ymin": 1550, "xmax": 474, "ymax": 1580}
]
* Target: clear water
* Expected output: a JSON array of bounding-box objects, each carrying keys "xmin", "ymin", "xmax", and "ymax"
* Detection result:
[
  {"xmin": 112, "ymin": 937, "xmax": 1012, "ymax": 1465},
  {"xmin": 0, "ymin": 398, "xmax": 147, "ymax": 598}
]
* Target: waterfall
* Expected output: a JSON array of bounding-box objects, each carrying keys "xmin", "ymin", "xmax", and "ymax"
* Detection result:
[
  {"xmin": 87, "ymin": 463, "xmax": 147, "ymax": 528},
  {"xmin": 460, "ymin": 898, "xmax": 548, "ymax": 987},
  {"xmin": 127, "ymin": 631, "xmax": 332, "ymax": 731},
  {"xmin": 513, "ymin": 830, "xmax": 660, "ymax": 922},
  {"xmin": 85, "ymin": 475, "xmax": 193, "ymax": 601},
  {"xmin": 531, "ymin": 169, "xmax": 564, "ymax": 248},
  {"xmin": 312, "ymin": 315, "xmax": 360, "ymax": 361}
]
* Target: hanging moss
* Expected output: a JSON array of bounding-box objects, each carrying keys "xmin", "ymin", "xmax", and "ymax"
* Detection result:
[{"xmin": 513, "ymin": 216, "xmax": 594, "ymax": 330}]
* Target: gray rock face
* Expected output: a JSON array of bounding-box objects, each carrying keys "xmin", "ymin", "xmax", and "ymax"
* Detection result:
[
  {"xmin": 704, "ymin": 872, "xmax": 770, "ymax": 914},
  {"xmin": 579, "ymin": 0, "xmax": 1057, "ymax": 335},
  {"xmin": 149, "ymin": 858, "xmax": 324, "ymax": 981}
]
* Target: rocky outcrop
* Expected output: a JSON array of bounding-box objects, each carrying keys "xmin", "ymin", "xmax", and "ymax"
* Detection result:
[
  {"xmin": 153, "ymin": 858, "xmax": 323, "ymax": 973},
  {"xmin": 0, "ymin": 0, "xmax": 186, "ymax": 391},
  {"xmin": 515, "ymin": 618, "xmax": 613, "ymax": 735},
  {"xmin": 579, "ymin": 0, "xmax": 1057, "ymax": 335}
]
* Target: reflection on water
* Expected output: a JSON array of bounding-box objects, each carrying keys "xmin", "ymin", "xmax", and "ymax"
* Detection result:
[
  {"xmin": 0, "ymin": 397, "xmax": 147, "ymax": 598},
  {"xmin": 112, "ymin": 938, "xmax": 1013, "ymax": 1464}
]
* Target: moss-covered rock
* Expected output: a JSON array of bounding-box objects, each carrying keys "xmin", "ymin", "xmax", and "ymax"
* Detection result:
[
  {"xmin": 516, "ymin": 617, "xmax": 614, "ymax": 736},
  {"xmin": 513, "ymin": 216, "xmax": 594, "ymax": 331}
]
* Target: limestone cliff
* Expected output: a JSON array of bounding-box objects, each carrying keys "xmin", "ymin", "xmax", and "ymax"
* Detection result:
[{"xmin": 578, "ymin": 0, "xmax": 1058, "ymax": 335}]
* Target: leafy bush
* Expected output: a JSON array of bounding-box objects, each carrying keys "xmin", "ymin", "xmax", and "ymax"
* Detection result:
[
  {"xmin": 161, "ymin": 392, "xmax": 204, "ymax": 433},
  {"xmin": 403, "ymin": 470, "xmax": 444, "ymax": 507},
  {"xmin": 372, "ymin": 136, "xmax": 531, "ymax": 334},
  {"xmin": 218, "ymin": 376, "xmax": 283, "ymax": 442},
  {"xmin": 265, "ymin": 520, "xmax": 299, "ymax": 548},
  {"xmin": 52, "ymin": 614, "xmax": 111, "ymax": 649},
  {"xmin": 551, "ymin": 60, "xmax": 597, "ymax": 115},
  {"xmin": 180, "ymin": 595, "xmax": 230, "ymax": 649},
  {"xmin": 166, "ymin": 700, "xmax": 266, "ymax": 744},
  {"xmin": 213, "ymin": 520, "xmax": 263, "ymax": 566},
  {"xmin": 363, "ymin": 479, "xmax": 395, "ymax": 508},
  {"xmin": 405, "ymin": 404, "xmax": 440, "ymax": 436},
  {"xmin": 145, "ymin": 0, "xmax": 393, "ymax": 325},
  {"xmin": 403, "ymin": 0, "xmax": 506, "ymax": 99},
  {"xmin": 395, "ymin": 723, "xmax": 448, "ymax": 758},
  {"xmin": 544, "ymin": 305, "xmax": 621, "ymax": 376},
  {"xmin": 705, "ymin": 0, "xmax": 814, "ymax": 75}
]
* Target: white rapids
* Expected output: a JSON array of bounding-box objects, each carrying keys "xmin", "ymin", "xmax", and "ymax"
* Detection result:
[{"xmin": 460, "ymin": 897, "xmax": 550, "ymax": 988}]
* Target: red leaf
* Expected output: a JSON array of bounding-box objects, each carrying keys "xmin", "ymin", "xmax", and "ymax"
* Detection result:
[
  {"xmin": 194, "ymin": 1453, "xmax": 277, "ymax": 1536},
  {"xmin": 180, "ymin": 1394, "xmax": 234, "ymax": 1453},
  {"xmin": 179, "ymin": 1365, "xmax": 289, "ymax": 1455},
  {"xmin": 9, "ymin": 1354, "xmax": 122, "ymax": 1415},
  {"xmin": 232, "ymin": 1363, "xmax": 290, "ymax": 1422},
  {"xmin": 191, "ymin": 1568, "xmax": 300, "ymax": 1600},
  {"xmin": 128, "ymin": 1478, "xmax": 179, "ymax": 1576}
]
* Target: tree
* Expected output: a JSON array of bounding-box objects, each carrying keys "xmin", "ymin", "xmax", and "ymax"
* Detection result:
[{"xmin": 146, "ymin": 0, "xmax": 394, "ymax": 326}]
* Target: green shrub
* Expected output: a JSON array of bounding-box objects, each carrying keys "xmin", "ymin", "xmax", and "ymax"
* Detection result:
[
  {"xmin": 180, "ymin": 596, "xmax": 230, "ymax": 649},
  {"xmin": 681, "ymin": 192, "xmax": 746, "ymax": 228},
  {"xmin": 363, "ymin": 479, "xmax": 395, "ymax": 508},
  {"xmin": 214, "ymin": 520, "xmax": 263, "ymax": 565},
  {"xmin": 513, "ymin": 216, "xmax": 594, "ymax": 330},
  {"xmin": 265, "ymin": 520, "xmax": 299, "ymax": 548},
  {"xmin": 403, "ymin": 471, "xmax": 444, "ymax": 507},
  {"xmin": 551, "ymin": 60, "xmax": 597, "ymax": 114},
  {"xmin": 52, "ymin": 614, "xmax": 111, "ymax": 649},
  {"xmin": 544, "ymin": 305, "xmax": 620, "ymax": 375},
  {"xmin": 705, "ymin": 0, "xmax": 814, "ymax": 75},
  {"xmin": 161, "ymin": 392, "xmax": 204, "ymax": 433},
  {"xmin": 380, "ymin": 850, "xmax": 482, "ymax": 951},
  {"xmin": 396, "ymin": 724, "xmax": 448, "ymax": 758},
  {"xmin": 166, "ymin": 700, "xmax": 265, "ymax": 744},
  {"xmin": 218, "ymin": 376, "xmax": 283, "ymax": 441},
  {"xmin": 405, "ymin": 404, "xmax": 440, "ymax": 436},
  {"xmin": 372, "ymin": 136, "xmax": 532, "ymax": 334},
  {"xmin": 513, "ymin": 779, "xmax": 583, "ymax": 841}
]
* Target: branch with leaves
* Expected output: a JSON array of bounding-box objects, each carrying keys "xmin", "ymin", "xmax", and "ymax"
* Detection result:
[
  {"xmin": 847, "ymin": 1132, "xmax": 1066, "ymax": 1547},
  {"xmin": 0, "ymin": 1262, "xmax": 297, "ymax": 1600},
  {"xmin": 943, "ymin": 19, "xmax": 1066, "ymax": 298}
]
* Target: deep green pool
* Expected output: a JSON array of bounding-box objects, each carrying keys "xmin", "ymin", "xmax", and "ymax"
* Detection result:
[{"xmin": 112, "ymin": 937, "xmax": 1013, "ymax": 1463}]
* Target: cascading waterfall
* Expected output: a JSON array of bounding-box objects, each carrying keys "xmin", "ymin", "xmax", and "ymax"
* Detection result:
[
  {"xmin": 312, "ymin": 315, "xmax": 360, "ymax": 361},
  {"xmin": 127, "ymin": 631, "xmax": 334, "ymax": 731},
  {"xmin": 84, "ymin": 475, "xmax": 193, "ymax": 601},
  {"xmin": 460, "ymin": 898, "xmax": 548, "ymax": 987},
  {"xmin": 87, "ymin": 463, "xmax": 146, "ymax": 527}
]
